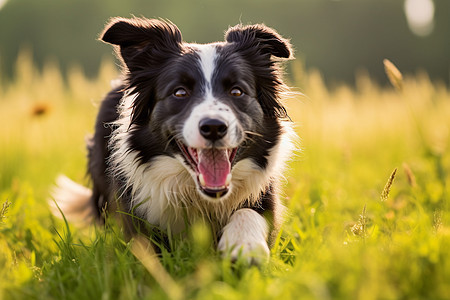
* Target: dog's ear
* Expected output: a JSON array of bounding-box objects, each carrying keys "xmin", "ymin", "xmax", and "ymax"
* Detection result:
[
  {"xmin": 100, "ymin": 17, "xmax": 182, "ymax": 71},
  {"xmin": 100, "ymin": 18, "xmax": 182, "ymax": 126},
  {"xmin": 225, "ymin": 24, "xmax": 292, "ymax": 59},
  {"xmin": 225, "ymin": 24, "xmax": 292, "ymax": 119}
]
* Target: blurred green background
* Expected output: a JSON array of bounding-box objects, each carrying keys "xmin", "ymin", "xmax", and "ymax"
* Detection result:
[{"xmin": 0, "ymin": 0, "xmax": 449, "ymax": 86}]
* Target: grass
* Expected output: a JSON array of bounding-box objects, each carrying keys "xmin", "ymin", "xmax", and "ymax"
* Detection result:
[{"xmin": 1, "ymin": 51, "xmax": 450, "ymax": 299}]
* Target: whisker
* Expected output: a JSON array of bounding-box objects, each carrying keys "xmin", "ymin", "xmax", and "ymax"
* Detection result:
[
  {"xmin": 164, "ymin": 135, "xmax": 177, "ymax": 151},
  {"xmin": 244, "ymin": 130, "xmax": 263, "ymax": 138},
  {"xmin": 243, "ymin": 136, "xmax": 257, "ymax": 144}
]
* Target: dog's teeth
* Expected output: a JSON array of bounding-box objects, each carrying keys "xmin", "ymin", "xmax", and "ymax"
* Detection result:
[
  {"xmin": 225, "ymin": 174, "xmax": 232, "ymax": 186},
  {"xmin": 199, "ymin": 174, "xmax": 206, "ymax": 187}
]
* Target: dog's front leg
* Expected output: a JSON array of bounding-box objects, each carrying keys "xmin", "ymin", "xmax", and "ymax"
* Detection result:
[{"xmin": 218, "ymin": 208, "xmax": 270, "ymax": 264}]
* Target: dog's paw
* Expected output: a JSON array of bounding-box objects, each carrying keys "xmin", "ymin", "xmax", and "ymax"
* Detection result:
[
  {"xmin": 218, "ymin": 235, "xmax": 270, "ymax": 265},
  {"xmin": 218, "ymin": 208, "xmax": 270, "ymax": 265}
]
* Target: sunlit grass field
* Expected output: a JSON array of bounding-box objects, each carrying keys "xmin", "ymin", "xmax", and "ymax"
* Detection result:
[{"xmin": 1, "ymin": 51, "xmax": 449, "ymax": 299}]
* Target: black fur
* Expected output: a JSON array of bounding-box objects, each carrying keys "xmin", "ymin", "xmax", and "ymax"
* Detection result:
[
  {"xmin": 86, "ymin": 17, "xmax": 293, "ymax": 247},
  {"xmin": 87, "ymin": 85, "xmax": 123, "ymax": 218}
]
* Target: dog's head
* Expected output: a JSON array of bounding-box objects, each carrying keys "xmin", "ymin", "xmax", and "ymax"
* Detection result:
[{"xmin": 101, "ymin": 17, "xmax": 292, "ymax": 201}]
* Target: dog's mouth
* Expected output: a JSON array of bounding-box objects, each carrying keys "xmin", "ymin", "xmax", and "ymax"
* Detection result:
[{"xmin": 176, "ymin": 141, "xmax": 238, "ymax": 199}]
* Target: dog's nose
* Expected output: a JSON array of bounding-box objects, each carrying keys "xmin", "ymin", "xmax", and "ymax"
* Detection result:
[{"xmin": 199, "ymin": 118, "xmax": 228, "ymax": 141}]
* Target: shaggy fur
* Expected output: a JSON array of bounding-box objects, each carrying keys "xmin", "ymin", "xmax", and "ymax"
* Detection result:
[{"xmin": 51, "ymin": 17, "xmax": 295, "ymax": 263}]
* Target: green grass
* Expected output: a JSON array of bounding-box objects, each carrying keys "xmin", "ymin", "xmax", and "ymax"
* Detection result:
[{"xmin": 1, "ymin": 53, "xmax": 450, "ymax": 299}]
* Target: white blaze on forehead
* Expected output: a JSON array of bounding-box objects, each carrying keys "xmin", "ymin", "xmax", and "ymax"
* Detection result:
[
  {"xmin": 182, "ymin": 43, "xmax": 242, "ymax": 149},
  {"xmin": 194, "ymin": 43, "xmax": 218, "ymax": 87}
]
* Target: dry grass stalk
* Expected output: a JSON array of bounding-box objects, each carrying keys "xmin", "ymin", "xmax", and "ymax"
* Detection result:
[
  {"xmin": 403, "ymin": 163, "xmax": 417, "ymax": 187},
  {"xmin": 131, "ymin": 236, "xmax": 182, "ymax": 300},
  {"xmin": 351, "ymin": 204, "xmax": 368, "ymax": 238},
  {"xmin": 433, "ymin": 210, "xmax": 442, "ymax": 232},
  {"xmin": 383, "ymin": 59, "xmax": 403, "ymax": 91},
  {"xmin": 381, "ymin": 168, "xmax": 397, "ymax": 202},
  {"xmin": 1, "ymin": 201, "xmax": 11, "ymax": 222}
]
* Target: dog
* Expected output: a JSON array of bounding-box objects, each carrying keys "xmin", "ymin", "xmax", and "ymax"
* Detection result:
[{"xmin": 52, "ymin": 17, "xmax": 295, "ymax": 263}]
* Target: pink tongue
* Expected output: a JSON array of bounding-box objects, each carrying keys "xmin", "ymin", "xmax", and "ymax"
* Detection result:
[{"xmin": 198, "ymin": 149, "xmax": 231, "ymax": 188}]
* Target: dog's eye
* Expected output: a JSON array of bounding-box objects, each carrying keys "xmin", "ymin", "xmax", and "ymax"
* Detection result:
[
  {"xmin": 230, "ymin": 87, "xmax": 244, "ymax": 97},
  {"xmin": 174, "ymin": 88, "xmax": 188, "ymax": 98}
]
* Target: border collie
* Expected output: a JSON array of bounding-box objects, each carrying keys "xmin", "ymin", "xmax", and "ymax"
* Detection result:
[{"xmin": 52, "ymin": 17, "xmax": 295, "ymax": 263}]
